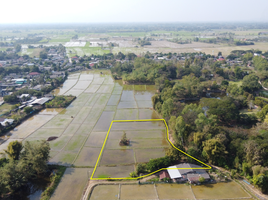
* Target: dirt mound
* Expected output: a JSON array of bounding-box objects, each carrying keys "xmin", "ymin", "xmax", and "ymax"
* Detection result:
[{"xmin": 47, "ymin": 136, "xmax": 58, "ymax": 141}]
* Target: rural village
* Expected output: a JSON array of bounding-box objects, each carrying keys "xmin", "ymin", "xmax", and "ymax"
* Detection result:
[{"xmin": 0, "ymin": 22, "xmax": 268, "ymax": 200}]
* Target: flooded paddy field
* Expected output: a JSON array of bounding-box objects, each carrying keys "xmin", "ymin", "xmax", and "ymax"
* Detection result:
[
  {"xmin": 93, "ymin": 121, "xmax": 168, "ymax": 178},
  {"xmin": 89, "ymin": 181, "xmax": 252, "ymax": 200},
  {"xmin": 50, "ymin": 168, "xmax": 90, "ymax": 200},
  {"xmin": 0, "ymin": 69, "xmax": 170, "ymax": 198}
]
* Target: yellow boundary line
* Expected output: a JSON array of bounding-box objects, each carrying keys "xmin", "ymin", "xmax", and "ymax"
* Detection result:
[{"xmin": 90, "ymin": 119, "xmax": 211, "ymax": 180}]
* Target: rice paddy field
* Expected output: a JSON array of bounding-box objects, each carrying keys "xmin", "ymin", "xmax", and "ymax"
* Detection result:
[
  {"xmin": 89, "ymin": 181, "xmax": 253, "ymax": 200},
  {"xmin": 66, "ymin": 46, "xmax": 110, "ymax": 57},
  {"xmin": 18, "ymin": 48, "xmax": 43, "ymax": 57},
  {"xmin": 0, "ymin": 69, "xmax": 166, "ymax": 199},
  {"xmin": 2, "ymin": 29, "xmax": 267, "ymax": 57},
  {"xmin": 0, "ymin": 69, "xmax": 258, "ymax": 199}
]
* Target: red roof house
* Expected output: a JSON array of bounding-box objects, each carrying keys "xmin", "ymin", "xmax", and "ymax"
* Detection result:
[
  {"xmin": 159, "ymin": 170, "xmax": 170, "ymax": 180},
  {"xmin": 217, "ymin": 58, "xmax": 225, "ymax": 61}
]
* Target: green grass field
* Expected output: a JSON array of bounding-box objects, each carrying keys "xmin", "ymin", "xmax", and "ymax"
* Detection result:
[{"xmin": 0, "ymin": 103, "xmax": 13, "ymax": 115}]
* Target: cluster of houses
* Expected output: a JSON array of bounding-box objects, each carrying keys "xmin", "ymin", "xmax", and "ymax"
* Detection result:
[{"xmin": 159, "ymin": 163, "xmax": 211, "ymax": 184}]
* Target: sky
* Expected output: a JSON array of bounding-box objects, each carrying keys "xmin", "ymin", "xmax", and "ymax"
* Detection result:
[{"xmin": 1, "ymin": 0, "xmax": 268, "ymax": 24}]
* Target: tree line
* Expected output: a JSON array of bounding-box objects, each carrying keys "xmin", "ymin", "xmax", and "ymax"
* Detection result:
[{"xmin": 115, "ymin": 52, "xmax": 268, "ymax": 193}]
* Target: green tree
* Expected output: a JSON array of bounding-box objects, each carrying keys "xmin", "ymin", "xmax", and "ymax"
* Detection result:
[
  {"xmin": 175, "ymin": 116, "xmax": 187, "ymax": 145},
  {"xmin": 40, "ymin": 51, "xmax": 48, "ymax": 59},
  {"xmin": 129, "ymin": 171, "xmax": 137, "ymax": 177},
  {"xmin": 257, "ymin": 104, "xmax": 268, "ymax": 121},
  {"xmin": 199, "ymin": 176, "xmax": 205, "ymax": 183},
  {"xmin": 120, "ymin": 131, "xmax": 129, "ymax": 145},
  {"xmin": 226, "ymin": 84, "xmax": 244, "ymax": 97},
  {"xmin": 202, "ymin": 138, "xmax": 228, "ymax": 165},
  {"xmin": 242, "ymin": 53, "xmax": 253, "ymax": 63},
  {"xmin": 15, "ymin": 44, "xmax": 21, "ymax": 53},
  {"xmin": 252, "ymin": 174, "xmax": 268, "ymax": 193},
  {"xmin": 146, "ymin": 156, "xmax": 172, "ymax": 172},
  {"xmin": 244, "ymin": 140, "xmax": 262, "ymax": 165},
  {"xmin": 200, "ymin": 97, "xmax": 240, "ymax": 123},
  {"xmin": 161, "ymin": 98, "xmax": 173, "ymax": 119},
  {"xmin": 21, "ymin": 140, "xmax": 50, "ymax": 174},
  {"xmin": 3, "ymin": 94, "xmax": 18, "ymax": 103},
  {"xmin": 0, "ymin": 160, "xmax": 30, "ymax": 194},
  {"xmin": 234, "ymin": 66, "xmax": 243, "ymax": 79},
  {"xmin": 242, "ymin": 162, "xmax": 251, "ymax": 176},
  {"xmin": 242, "ymin": 74, "xmax": 261, "ymax": 93},
  {"xmin": 193, "ymin": 132, "xmax": 205, "ymax": 148},
  {"xmin": 165, "ymin": 142, "xmax": 182, "ymax": 161},
  {"xmin": 4, "ymin": 140, "xmax": 23, "ymax": 160},
  {"xmin": 253, "ymin": 56, "xmax": 268, "ymax": 71},
  {"xmin": 195, "ymin": 113, "xmax": 217, "ymax": 131},
  {"xmin": 136, "ymin": 163, "xmax": 147, "ymax": 175},
  {"xmin": 24, "ymin": 106, "xmax": 33, "ymax": 114}
]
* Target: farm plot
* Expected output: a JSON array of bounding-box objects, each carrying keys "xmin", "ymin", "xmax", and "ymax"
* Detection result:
[
  {"xmin": 84, "ymin": 84, "xmax": 101, "ymax": 93},
  {"xmin": 71, "ymin": 107, "xmax": 92, "ymax": 124},
  {"xmin": 103, "ymin": 76, "xmax": 114, "ymax": 85},
  {"xmin": 66, "ymin": 47, "xmax": 109, "ymax": 57},
  {"xmin": 112, "ymin": 86, "xmax": 123, "ymax": 95},
  {"xmin": 65, "ymin": 42, "xmax": 86, "ymax": 47},
  {"xmin": 138, "ymin": 109, "xmax": 160, "ymax": 119},
  {"xmin": 192, "ymin": 181, "xmax": 251, "ymax": 199},
  {"xmin": 90, "ymin": 185, "xmax": 119, "ymax": 200},
  {"xmin": 9, "ymin": 112, "xmax": 56, "ymax": 139},
  {"xmin": 120, "ymin": 185, "xmax": 158, "ymax": 200},
  {"xmin": 107, "ymin": 94, "xmax": 121, "ymax": 106},
  {"xmin": 96, "ymin": 84, "xmax": 114, "ymax": 93},
  {"xmin": 93, "ymin": 165, "xmax": 135, "ymax": 179},
  {"xmin": 53, "ymin": 79, "xmax": 78, "ymax": 95},
  {"xmin": 114, "ymin": 109, "xmax": 138, "ymax": 120},
  {"xmin": 49, "ymin": 135, "xmax": 73, "ymax": 151},
  {"xmin": 74, "ymin": 147, "xmax": 101, "ymax": 167},
  {"xmin": 64, "ymin": 89, "xmax": 84, "ymax": 97},
  {"xmin": 50, "ymin": 168, "xmax": 90, "ymax": 200},
  {"xmin": 84, "ymin": 132, "xmax": 107, "ymax": 147},
  {"xmin": 92, "ymin": 120, "xmax": 168, "ymax": 178},
  {"xmin": 156, "ymin": 184, "xmax": 194, "ymax": 199},
  {"xmin": 49, "ymin": 151, "xmax": 77, "ymax": 165},
  {"xmin": 72, "ymin": 80, "xmax": 92, "ymax": 90},
  {"xmin": 117, "ymin": 101, "xmax": 137, "ymax": 109},
  {"xmin": 90, "ymin": 182, "xmax": 253, "ymax": 200},
  {"xmin": 92, "ymin": 111, "xmax": 115, "ymax": 132},
  {"xmin": 28, "ymin": 128, "xmax": 64, "ymax": 139},
  {"xmin": 84, "ymin": 93, "xmax": 101, "ymax": 106},
  {"xmin": 43, "ymin": 115, "xmax": 73, "ymax": 129},
  {"xmin": 91, "ymin": 77, "xmax": 105, "ymax": 85}
]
